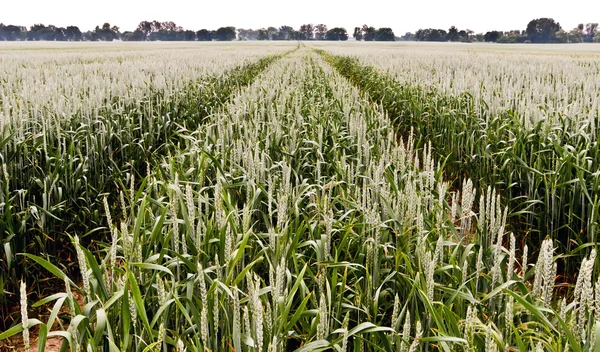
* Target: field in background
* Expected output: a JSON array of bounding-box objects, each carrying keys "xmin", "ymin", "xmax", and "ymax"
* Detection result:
[
  {"xmin": 320, "ymin": 41, "xmax": 600, "ymax": 252},
  {"xmin": 1, "ymin": 42, "xmax": 599, "ymax": 351}
]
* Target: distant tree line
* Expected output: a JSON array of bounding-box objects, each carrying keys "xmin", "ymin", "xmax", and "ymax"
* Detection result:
[
  {"xmin": 2, "ymin": 18, "xmax": 597, "ymax": 43},
  {"xmin": 479, "ymin": 20, "xmax": 599, "ymax": 43},
  {"xmin": 0, "ymin": 21, "xmax": 397, "ymax": 42},
  {"xmin": 0, "ymin": 21, "xmax": 237, "ymax": 42},
  {"xmin": 352, "ymin": 25, "xmax": 396, "ymax": 41},
  {"xmin": 399, "ymin": 18, "xmax": 599, "ymax": 43}
]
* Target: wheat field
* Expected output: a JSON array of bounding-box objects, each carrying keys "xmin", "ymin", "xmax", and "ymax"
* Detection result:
[{"xmin": 1, "ymin": 41, "xmax": 600, "ymax": 351}]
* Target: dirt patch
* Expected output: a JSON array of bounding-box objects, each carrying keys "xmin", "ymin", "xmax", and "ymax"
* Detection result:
[
  {"xmin": 0, "ymin": 334, "xmax": 65, "ymax": 352},
  {"xmin": 0, "ymin": 287, "xmax": 85, "ymax": 352}
]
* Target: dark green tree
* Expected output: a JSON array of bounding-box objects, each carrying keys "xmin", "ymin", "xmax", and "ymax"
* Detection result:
[
  {"xmin": 526, "ymin": 18, "xmax": 561, "ymax": 43},
  {"xmin": 362, "ymin": 25, "xmax": 376, "ymax": 41},
  {"xmin": 484, "ymin": 31, "xmax": 502, "ymax": 42},
  {"xmin": 237, "ymin": 28, "xmax": 249, "ymax": 40},
  {"xmin": 151, "ymin": 29, "xmax": 180, "ymax": 41},
  {"xmin": 257, "ymin": 29, "xmax": 269, "ymax": 40},
  {"xmin": 214, "ymin": 26, "xmax": 236, "ymax": 41},
  {"xmin": 568, "ymin": 24, "xmax": 584, "ymax": 43},
  {"xmin": 279, "ymin": 26, "xmax": 294, "ymax": 40},
  {"xmin": 272, "ymin": 31, "xmax": 285, "ymax": 40},
  {"xmin": 584, "ymin": 23, "xmax": 598, "ymax": 42},
  {"xmin": 415, "ymin": 28, "xmax": 447, "ymax": 41},
  {"xmin": 82, "ymin": 30, "xmax": 94, "ymax": 41},
  {"xmin": 136, "ymin": 21, "xmax": 158, "ymax": 40},
  {"xmin": 91, "ymin": 23, "xmax": 120, "ymax": 41},
  {"xmin": 27, "ymin": 24, "xmax": 58, "ymax": 41},
  {"xmin": 64, "ymin": 26, "xmax": 83, "ymax": 41},
  {"xmin": 120, "ymin": 31, "xmax": 133, "ymax": 41},
  {"xmin": 238, "ymin": 28, "xmax": 261, "ymax": 40},
  {"xmin": 299, "ymin": 24, "xmax": 314, "ymax": 40},
  {"xmin": 400, "ymin": 32, "xmax": 416, "ymax": 41},
  {"xmin": 54, "ymin": 27, "xmax": 67, "ymax": 41},
  {"xmin": 245, "ymin": 29, "xmax": 260, "ymax": 40},
  {"xmin": 183, "ymin": 30, "xmax": 196, "ymax": 41},
  {"xmin": 126, "ymin": 30, "xmax": 146, "ymax": 41},
  {"xmin": 325, "ymin": 27, "xmax": 348, "ymax": 41},
  {"xmin": 555, "ymin": 30, "xmax": 569, "ymax": 43},
  {"xmin": 497, "ymin": 30, "xmax": 526, "ymax": 43},
  {"xmin": 0, "ymin": 24, "xmax": 27, "ymax": 41},
  {"xmin": 267, "ymin": 27, "xmax": 279, "ymax": 40},
  {"xmin": 353, "ymin": 27, "xmax": 363, "ymax": 40},
  {"xmin": 196, "ymin": 29, "xmax": 213, "ymax": 41},
  {"xmin": 447, "ymin": 26, "xmax": 459, "ymax": 41},
  {"xmin": 315, "ymin": 24, "xmax": 327, "ymax": 40},
  {"xmin": 374, "ymin": 27, "xmax": 395, "ymax": 41},
  {"xmin": 148, "ymin": 22, "xmax": 185, "ymax": 41},
  {"xmin": 352, "ymin": 27, "xmax": 363, "ymax": 41}
]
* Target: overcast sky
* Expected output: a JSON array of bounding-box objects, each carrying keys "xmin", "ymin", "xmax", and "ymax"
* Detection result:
[{"xmin": 1, "ymin": 0, "xmax": 599, "ymax": 34}]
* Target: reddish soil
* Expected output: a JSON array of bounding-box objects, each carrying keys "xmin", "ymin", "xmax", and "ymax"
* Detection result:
[{"xmin": 0, "ymin": 288, "xmax": 85, "ymax": 352}]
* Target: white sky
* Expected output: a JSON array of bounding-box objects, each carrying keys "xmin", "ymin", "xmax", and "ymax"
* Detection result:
[{"xmin": 1, "ymin": 0, "xmax": 599, "ymax": 34}]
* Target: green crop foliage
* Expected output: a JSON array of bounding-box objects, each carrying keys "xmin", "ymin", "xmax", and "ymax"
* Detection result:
[
  {"xmin": 1, "ymin": 42, "xmax": 599, "ymax": 351},
  {"xmin": 318, "ymin": 48, "xmax": 600, "ymax": 265},
  {"xmin": 0, "ymin": 43, "xmax": 291, "ymax": 327}
]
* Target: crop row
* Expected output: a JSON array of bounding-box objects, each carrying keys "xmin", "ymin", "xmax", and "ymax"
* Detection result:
[
  {"xmin": 0, "ymin": 44, "xmax": 292, "ymax": 326},
  {"xmin": 319, "ymin": 49, "xmax": 600, "ymax": 264}
]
